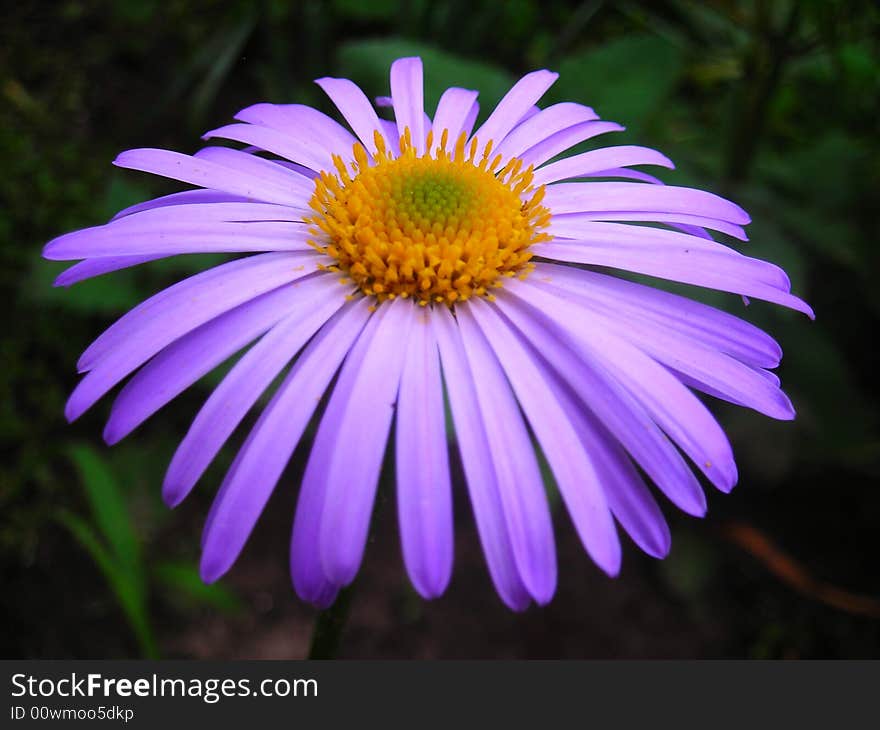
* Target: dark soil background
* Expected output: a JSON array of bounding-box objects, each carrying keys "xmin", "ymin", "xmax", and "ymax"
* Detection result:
[{"xmin": 2, "ymin": 0, "xmax": 879, "ymax": 659}]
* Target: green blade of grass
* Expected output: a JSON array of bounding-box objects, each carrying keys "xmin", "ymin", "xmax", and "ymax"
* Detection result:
[{"xmin": 57, "ymin": 510, "xmax": 158, "ymax": 658}]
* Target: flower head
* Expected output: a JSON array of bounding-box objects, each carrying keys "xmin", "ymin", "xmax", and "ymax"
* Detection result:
[{"xmin": 45, "ymin": 57, "xmax": 812, "ymax": 610}]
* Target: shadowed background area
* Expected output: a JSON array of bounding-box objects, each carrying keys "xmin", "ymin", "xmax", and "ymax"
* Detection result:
[{"xmin": 2, "ymin": 0, "xmax": 878, "ymax": 659}]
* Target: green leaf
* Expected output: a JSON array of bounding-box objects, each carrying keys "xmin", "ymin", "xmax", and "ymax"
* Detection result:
[
  {"xmin": 57, "ymin": 511, "xmax": 158, "ymax": 658},
  {"xmin": 555, "ymin": 35, "xmax": 684, "ymax": 132},
  {"xmin": 67, "ymin": 444, "xmax": 141, "ymax": 572},
  {"xmin": 337, "ymin": 39, "xmax": 515, "ymax": 120},
  {"xmin": 153, "ymin": 561, "xmax": 244, "ymax": 614}
]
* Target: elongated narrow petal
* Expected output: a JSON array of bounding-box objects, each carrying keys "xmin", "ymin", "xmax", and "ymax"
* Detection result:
[
  {"xmin": 502, "ymin": 282, "xmax": 740, "ymax": 491},
  {"xmin": 55, "ymin": 255, "xmax": 166, "ymax": 286},
  {"xmin": 472, "ymin": 69, "xmax": 558, "ymax": 153},
  {"xmin": 108, "ymin": 201, "xmax": 304, "ymax": 226},
  {"xmin": 549, "ymin": 211, "xmax": 748, "ymax": 241},
  {"xmin": 233, "ymin": 103, "xmax": 359, "ymax": 159},
  {"xmin": 431, "ymin": 88, "xmax": 479, "ymax": 154},
  {"xmin": 582, "ymin": 168, "xmax": 664, "ymax": 184},
  {"xmin": 433, "ymin": 307, "xmax": 531, "ymax": 611},
  {"xmin": 456, "ymin": 305, "xmax": 557, "ymax": 604},
  {"xmin": 533, "ymin": 145, "xmax": 673, "ymax": 185},
  {"xmin": 493, "ymin": 292, "xmax": 707, "ymax": 516},
  {"xmin": 66, "ymin": 253, "xmax": 318, "ymax": 421},
  {"xmin": 162, "ymin": 276, "xmax": 346, "ymax": 506},
  {"xmin": 45, "ymin": 220, "xmax": 312, "ymax": 259},
  {"xmin": 544, "ymin": 182, "xmax": 750, "ymax": 224},
  {"xmin": 549, "ymin": 374, "xmax": 671, "ymax": 558},
  {"xmin": 202, "ymin": 123, "xmax": 336, "ymax": 173},
  {"xmin": 531, "ymin": 275, "xmax": 794, "ymax": 421},
  {"xmin": 194, "ymin": 146, "xmax": 315, "ymax": 195},
  {"xmin": 544, "ymin": 219, "xmax": 748, "ymax": 258},
  {"xmin": 199, "ymin": 298, "xmax": 372, "ymax": 584},
  {"xmin": 493, "ymin": 102, "xmax": 598, "ymax": 161},
  {"xmin": 77, "ymin": 252, "xmax": 316, "ymax": 371},
  {"xmin": 317, "ymin": 298, "xmax": 415, "ymax": 586},
  {"xmin": 519, "ymin": 121, "xmax": 625, "ymax": 167},
  {"xmin": 534, "ymin": 263, "xmax": 782, "ymax": 368},
  {"xmin": 112, "ymin": 189, "xmax": 254, "ymax": 221},
  {"xmin": 290, "ymin": 303, "xmax": 378, "ymax": 607},
  {"xmin": 395, "ymin": 310, "xmax": 453, "ymax": 598},
  {"xmin": 113, "ymin": 149, "xmax": 308, "ymax": 208},
  {"xmin": 390, "ymin": 57, "xmax": 426, "ymax": 155},
  {"xmin": 539, "ymin": 241, "xmax": 814, "ymax": 316},
  {"xmin": 315, "ymin": 76, "xmax": 392, "ymax": 155},
  {"xmin": 104, "ymin": 277, "xmax": 332, "ymax": 445},
  {"xmin": 467, "ymin": 299, "xmax": 621, "ymax": 575},
  {"xmin": 461, "ymin": 99, "xmax": 480, "ymax": 139}
]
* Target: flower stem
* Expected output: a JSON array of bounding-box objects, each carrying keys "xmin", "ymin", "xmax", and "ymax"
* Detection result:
[{"xmin": 306, "ymin": 587, "xmax": 353, "ymax": 660}]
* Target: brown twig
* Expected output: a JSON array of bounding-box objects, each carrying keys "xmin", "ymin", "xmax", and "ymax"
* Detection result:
[{"xmin": 721, "ymin": 522, "xmax": 880, "ymax": 620}]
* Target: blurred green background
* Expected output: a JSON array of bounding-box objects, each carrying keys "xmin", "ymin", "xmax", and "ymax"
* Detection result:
[{"xmin": 2, "ymin": 0, "xmax": 878, "ymax": 659}]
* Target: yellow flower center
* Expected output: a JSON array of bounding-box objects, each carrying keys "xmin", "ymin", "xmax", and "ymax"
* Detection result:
[{"xmin": 306, "ymin": 128, "xmax": 551, "ymax": 306}]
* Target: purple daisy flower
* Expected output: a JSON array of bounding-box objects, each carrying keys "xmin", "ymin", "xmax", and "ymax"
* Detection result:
[{"xmin": 45, "ymin": 57, "xmax": 812, "ymax": 611}]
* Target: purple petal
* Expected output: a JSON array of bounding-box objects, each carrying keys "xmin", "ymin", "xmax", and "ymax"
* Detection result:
[
  {"xmin": 432, "ymin": 306, "xmax": 531, "ymax": 611},
  {"xmin": 193, "ymin": 146, "xmax": 315, "ymax": 194},
  {"xmin": 546, "ymin": 220, "xmax": 749, "ymax": 258},
  {"xmin": 519, "ymin": 121, "xmax": 625, "ymax": 167},
  {"xmin": 549, "ymin": 374, "xmax": 671, "ymax": 558},
  {"xmin": 492, "ymin": 289, "xmax": 707, "ymax": 517},
  {"xmin": 582, "ymin": 168, "xmax": 664, "ymax": 184},
  {"xmin": 315, "ymin": 76, "xmax": 392, "ymax": 155},
  {"xmin": 202, "ymin": 123, "xmax": 334, "ymax": 173},
  {"xmin": 77, "ymin": 251, "xmax": 317, "ymax": 371},
  {"xmin": 109, "ymin": 200, "xmax": 304, "ymax": 226},
  {"xmin": 104, "ymin": 277, "xmax": 330, "ymax": 445},
  {"xmin": 162, "ymin": 275, "xmax": 347, "ymax": 506},
  {"xmin": 379, "ymin": 119, "xmax": 399, "ymax": 153},
  {"xmin": 199, "ymin": 297, "xmax": 372, "ymax": 583},
  {"xmin": 551, "ymin": 211, "xmax": 748, "ymax": 240},
  {"xmin": 45, "ymin": 219, "xmax": 312, "ymax": 259},
  {"xmin": 290, "ymin": 302, "xmax": 378, "ymax": 606},
  {"xmin": 538, "ymin": 241, "xmax": 814, "ymax": 316},
  {"xmin": 516, "ymin": 105, "xmax": 542, "ymax": 124},
  {"xmin": 395, "ymin": 310, "xmax": 453, "ymax": 598},
  {"xmin": 430, "ymin": 88, "xmax": 479, "ymax": 154},
  {"xmin": 533, "ymin": 263, "xmax": 782, "ymax": 368},
  {"xmin": 233, "ymin": 103, "xmax": 359, "ymax": 159},
  {"xmin": 532, "ymin": 269, "xmax": 795, "ymax": 421},
  {"xmin": 390, "ymin": 57, "xmax": 426, "ymax": 155},
  {"xmin": 472, "ymin": 69, "xmax": 558, "ymax": 154},
  {"xmin": 533, "ymin": 145, "xmax": 674, "ymax": 185},
  {"xmin": 55, "ymin": 255, "xmax": 165, "ymax": 287},
  {"xmin": 462, "ymin": 99, "xmax": 480, "ymax": 139},
  {"xmin": 67, "ymin": 253, "xmax": 318, "ymax": 420},
  {"xmin": 113, "ymin": 149, "xmax": 309, "ymax": 208},
  {"xmin": 455, "ymin": 304, "xmax": 557, "ymax": 604},
  {"xmin": 317, "ymin": 298, "xmax": 415, "ymax": 586},
  {"xmin": 501, "ymin": 281, "xmax": 740, "ymax": 492},
  {"xmin": 493, "ymin": 102, "xmax": 599, "ymax": 161},
  {"xmin": 112, "ymin": 189, "xmax": 253, "ymax": 221},
  {"xmin": 467, "ymin": 299, "xmax": 621, "ymax": 576},
  {"xmin": 544, "ymin": 182, "xmax": 750, "ymax": 225}
]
